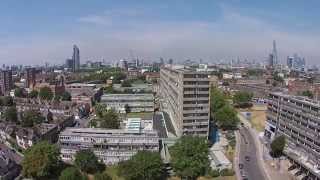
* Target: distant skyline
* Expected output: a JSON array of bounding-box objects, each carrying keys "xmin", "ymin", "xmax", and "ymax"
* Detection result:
[{"xmin": 0, "ymin": 0, "xmax": 320, "ymax": 65}]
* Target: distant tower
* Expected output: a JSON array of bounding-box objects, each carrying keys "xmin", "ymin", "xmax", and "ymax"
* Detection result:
[
  {"xmin": 272, "ymin": 40, "xmax": 278, "ymax": 66},
  {"xmin": 72, "ymin": 45, "xmax": 80, "ymax": 72}
]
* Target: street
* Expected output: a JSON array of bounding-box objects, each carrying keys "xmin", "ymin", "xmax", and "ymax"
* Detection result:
[{"xmin": 238, "ymin": 126, "xmax": 266, "ymax": 180}]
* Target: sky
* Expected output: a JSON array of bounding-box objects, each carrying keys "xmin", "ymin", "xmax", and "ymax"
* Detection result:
[{"xmin": 0, "ymin": 0, "xmax": 320, "ymax": 66}]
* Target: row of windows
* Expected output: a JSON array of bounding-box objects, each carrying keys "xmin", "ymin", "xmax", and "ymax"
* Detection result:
[
  {"xmin": 183, "ymin": 100, "xmax": 209, "ymax": 104},
  {"xmin": 183, "ymin": 113, "xmax": 209, "ymax": 117},
  {"xmin": 184, "ymin": 88, "xmax": 209, "ymax": 91},
  {"xmin": 184, "ymin": 94, "xmax": 209, "ymax": 98}
]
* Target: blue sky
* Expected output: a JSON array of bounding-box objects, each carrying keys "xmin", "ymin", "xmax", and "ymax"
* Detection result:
[{"xmin": 0, "ymin": 0, "xmax": 320, "ymax": 65}]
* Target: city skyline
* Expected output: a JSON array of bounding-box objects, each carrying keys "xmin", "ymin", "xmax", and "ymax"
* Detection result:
[{"xmin": 0, "ymin": 0, "xmax": 320, "ymax": 65}]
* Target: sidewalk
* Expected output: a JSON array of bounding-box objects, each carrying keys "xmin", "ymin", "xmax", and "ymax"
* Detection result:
[{"xmin": 237, "ymin": 113, "xmax": 292, "ymax": 180}]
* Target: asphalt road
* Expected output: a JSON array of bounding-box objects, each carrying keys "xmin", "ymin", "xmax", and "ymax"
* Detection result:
[{"xmin": 238, "ymin": 126, "xmax": 266, "ymax": 180}]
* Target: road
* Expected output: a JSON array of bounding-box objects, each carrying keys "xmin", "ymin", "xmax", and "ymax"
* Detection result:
[{"xmin": 238, "ymin": 126, "xmax": 266, "ymax": 180}]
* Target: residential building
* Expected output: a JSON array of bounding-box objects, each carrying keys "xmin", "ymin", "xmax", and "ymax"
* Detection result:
[
  {"xmin": 100, "ymin": 93, "xmax": 154, "ymax": 113},
  {"xmin": 25, "ymin": 68, "xmax": 36, "ymax": 88},
  {"xmin": 16, "ymin": 123, "xmax": 58, "ymax": 149},
  {"xmin": 0, "ymin": 70, "xmax": 13, "ymax": 95},
  {"xmin": 159, "ymin": 65, "xmax": 210, "ymax": 137},
  {"xmin": 72, "ymin": 45, "xmax": 80, "ymax": 72},
  {"xmin": 65, "ymin": 83, "xmax": 97, "ymax": 96},
  {"xmin": 264, "ymin": 92, "xmax": 320, "ymax": 179},
  {"xmin": 0, "ymin": 150, "xmax": 21, "ymax": 180},
  {"xmin": 59, "ymin": 127, "xmax": 159, "ymax": 165}
]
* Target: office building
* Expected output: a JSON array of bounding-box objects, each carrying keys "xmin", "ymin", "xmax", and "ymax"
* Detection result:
[
  {"xmin": 72, "ymin": 45, "xmax": 80, "ymax": 72},
  {"xmin": 0, "ymin": 70, "xmax": 13, "ymax": 95},
  {"xmin": 25, "ymin": 68, "xmax": 36, "ymax": 89},
  {"xmin": 160, "ymin": 65, "xmax": 210, "ymax": 137},
  {"xmin": 59, "ymin": 127, "xmax": 159, "ymax": 165},
  {"xmin": 100, "ymin": 94, "xmax": 154, "ymax": 113},
  {"xmin": 287, "ymin": 54, "xmax": 306, "ymax": 71},
  {"xmin": 264, "ymin": 92, "xmax": 320, "ymax": 179},
  {"xmin": 65, "ymin": 58, "xmax": 74, "ymax": 70}
]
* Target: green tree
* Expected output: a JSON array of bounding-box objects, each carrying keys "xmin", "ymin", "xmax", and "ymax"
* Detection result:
[
  {"xmin": 14, "ymin": 87, "xmax": 26, "ymax": 98},
  {"xmin": 59, "ymin": 167, "xmax": 87, "ymax": 180},
  {"xmin": 94, "ymin": 172, "xmax": 112, "ymax": 180},
  {"xmin": 170, "ymin": 136, "xmax": 209, "ymax": 179},
  {"xmin": 210, "ymin": 86, "xmax": 227, "ymax": 114},
  {"xmin": 95, "ymin": 103, "xmax": 107, "ymax": 118},
  {"xmin": 74, "ymin": 149, "xmax": 105, "ymax": 174},
  {"xmin": 2, "ymin": 107, "xmax": 18, "ymax": 122},
  {"xmin": 29, "ymin": 90, "xmax": 38, "ymax": 99},
  {"xmin": 118, "ymin": 151, "xmax": 164, "ymax": 180},
  {"xmin": 301, "ymin": 90, "xmax": 313, "ymax": 99},
  {"xmin": 39, "ymin": 86, "xmax": 53, "ymax": 101},
  {"xmin": 233, "ymin": 91, "xmax": 253, "ymax": 107},
  {"xmin": 215, "ymin": 105, "xmax": 240, "ymax": 130},
  {"xmin": 22, "ymin": 141, "xmax": 60, "ymax": 179},
  {"xmin": 22, "ymin": 110, "xmax": 44, "ymax": 127},
  {"xmin": 100, "ymin": 109, "xmax": 120, "ymax": 129},
  {"xmin": 270, "ymin": 135, "xmax": 286, "ymax": 158},
  {"xmin": 121, "ymin": 80, "xmax": 132, "ymax": 87},
  {"xmin": 1, "ymin": 96, "xmax": 14, "ymax": 106},
  {"xmin": 61, "ymin": 91, "xmax": 72, "ymax": 101}
]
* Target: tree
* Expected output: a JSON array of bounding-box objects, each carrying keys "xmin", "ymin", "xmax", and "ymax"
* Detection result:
[
  {"xmin": 170, "ymin": 136, "xmax": 209, "ymax": 179},
  {"xmin": 1, "ymin": 96, "xmax": 14, "ymax": 106},
  {"xmin": 94, "ymin": 172, "xmax": 112, "ymax": 180},
  {"xmin": 22, "ymin": 141, "xmax": 60, "ymax": 179},
  {"xmin": 95, "ymin": 103, "xmax": 107, "ymax": 118},
  {"xmin": 22, "ymin": 110, "xmax": 44, "ymax": 127},
  {"xmin": 270, "ymin": 135, "xmax": 286, "ymax": 158},
  {"xmin": 214, "ymin": 105, "xmax": 240, "ymax": 130},
  {"xmin": 121, "ymin": 80, "xmax": 132, "ymax": 87},
  {"xmin": 2, "ymin": 107, "xmax": 18, "ymax": 122},
  {"xmin": 59, "ymin": 167, "xmax": 87, "ymax": 180},
  {"xmin": 233, "ymin": 91, "xmax": 253, "ymax": 108},
  {"xmin": 124, "ymin": 104, "xmax": 131, "ymax": 113},
  {"xmin": 301, "ymin": 90, "xmax": 313, "ymax": 99},
  {"xmin": 29, "ymin": 90, "xmax": 38, "ymax": 99},
  {"xmin": 210, "ymin": 86, "xmax": 227, "ymax": 114},
  {"xmin": 118, "ymin": 151, "xmax": 164, "ymax": 180},
  {"xmin": 74, "ymin": 149, "xmax": 105, "ymax": 174},
  {"xmin": 39, "ymin": 86, "xmax": 53, "ymax": 101},
  {"xmin": 61, "ymin": 91, "xmax": 72, "ymax": 101},
  {"xmin": 14, "ymin": 88, "xmax": 26, "ymax": 98},
  {"xmin": 100, "ymin": 109, "xmax": 120, "ymax": 129}
]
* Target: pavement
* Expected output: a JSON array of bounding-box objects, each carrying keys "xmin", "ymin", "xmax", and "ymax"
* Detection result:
[{"xmin": 153, "ymin": 112, "xmax": 168, "ymax": 138}]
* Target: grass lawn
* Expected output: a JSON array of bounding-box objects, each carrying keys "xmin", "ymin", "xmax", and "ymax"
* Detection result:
[
  {"xmin": 126, "ymin": 112, "xmax": 153, "ymax": 119},
  {"xmin": 237, "ymin": 105, "xmax": 267, "ymax": 132},
  {"xmin": 249, "ymin": 110, "xmax": 266, "ymax": 132}
]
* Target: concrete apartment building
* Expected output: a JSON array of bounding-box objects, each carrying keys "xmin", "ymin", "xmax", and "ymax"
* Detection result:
[
  {"xmin": 265, "ymin": 92, "xmax": 320, "ymax": 179},
  {"xmin": 0, "ymin": 70, "xmax": 13, "ymax": 96},
  {"xmin": 65, "ymin": 83, "xmax": 97, "ymax": 96},
  {"xmin": 159, "ymin": 65, "xmax": 210, "ymax": 137},
  {"xmin": 100, "ymin": 93, "xmax": 154, "ymax": 113},
  {"xmin": 59, "ymin": 127, "xmax": 159, "ymax": 165}
]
